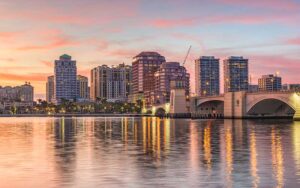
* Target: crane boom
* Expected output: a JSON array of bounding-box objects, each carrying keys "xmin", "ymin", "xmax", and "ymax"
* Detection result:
[{"xmin": 183, "ymin": 45, "xmax": 192, "ymax": 66}]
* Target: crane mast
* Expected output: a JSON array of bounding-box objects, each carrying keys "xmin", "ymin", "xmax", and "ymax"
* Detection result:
[{"xmin": 183, "ymin": 45, "xmax": 192, "ymax": 66}]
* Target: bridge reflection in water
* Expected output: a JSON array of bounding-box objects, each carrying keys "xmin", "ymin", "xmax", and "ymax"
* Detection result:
[{"xmin": 0, "ymin": 117, "xmax": 300, "ymax": 187}]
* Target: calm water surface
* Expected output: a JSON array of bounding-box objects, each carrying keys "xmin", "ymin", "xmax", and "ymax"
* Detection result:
[{"xmin": 0, "ymin": 117, "xmax": 300, "ymax": 187}]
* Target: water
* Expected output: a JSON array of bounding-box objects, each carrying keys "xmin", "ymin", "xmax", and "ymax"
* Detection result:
[{"xmin": 0, "ymin": 117, "xmax": 300, "ymax": 187}]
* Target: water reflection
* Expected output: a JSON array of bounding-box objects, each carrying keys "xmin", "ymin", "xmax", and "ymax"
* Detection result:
[{"xmin": 0, "ymin": 117, "xmax": 300, "ymax": 187}]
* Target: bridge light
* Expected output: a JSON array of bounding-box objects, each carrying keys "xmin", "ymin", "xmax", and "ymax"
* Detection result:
[
  {"xmin": 165, "ymin": 103, "xmax": 170, "ymax": 113},
  {"xmin": 152, "ymin": 106, "xmax": 156, "ymax": 115},
  {"xmin": 142, "ymin": 107, "xmax": 147, "ymax": 114}
]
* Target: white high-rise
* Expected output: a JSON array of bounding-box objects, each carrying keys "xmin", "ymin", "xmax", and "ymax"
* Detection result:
[
  {"xmin": 54, "ymin": 54, "xmax": 77, "ymax": 104},
  {"xmin": 90, "ymin": 64, "xmax": 132, "ymax": 102}
]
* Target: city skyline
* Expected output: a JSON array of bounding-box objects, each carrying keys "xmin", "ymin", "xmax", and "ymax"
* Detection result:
[{"xmin": 0, "ymin": 0, "xmax": 300, "ymax": 99}]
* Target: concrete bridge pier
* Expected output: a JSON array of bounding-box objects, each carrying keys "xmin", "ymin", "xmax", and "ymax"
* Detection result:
[{"xmin": 224, "ymin": 91, "xmax": 247, "ymax": 119}]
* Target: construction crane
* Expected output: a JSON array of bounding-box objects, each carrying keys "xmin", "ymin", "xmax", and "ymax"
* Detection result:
[{"xmin": 183, "ymin": 45, "xmax": 192, "ymax": 66}]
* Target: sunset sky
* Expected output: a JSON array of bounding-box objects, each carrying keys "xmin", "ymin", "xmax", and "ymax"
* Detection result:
[{"xmin": 0, "ymin": 0, "xmax": 300, "ymax": 99}]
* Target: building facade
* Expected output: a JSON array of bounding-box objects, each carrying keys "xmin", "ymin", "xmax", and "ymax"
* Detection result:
[
  {"xmin": 0, "ymin": 82, "xmax": 34, "ymax": 102},
  {"xmin": 248, "ymin": 84, "xmax": 259, "ymax": 93},
  {"xmin": 258, "ymin": 74, "xmax": 282, "ymax": 91},
  {"xmin": 46, "ymin": 75, "xmax": 54, "ymax": 102},
  {"xmin": 283, "ymin": 84, "xmax": 300, "ymax": 91},
  {"xmin": 90, "ymin": 64, "xmax": 132, "ymax": 102},
  {"xmin": 153, "ymin": 62, "xmax": 190, "ymax": 105},
  {"xmin": 54, "ymin": 54, "xmax": 77, "ymax": 104},
  {"xmin": 131, "ymin": 52, "xmax": 166, "ymax": 104},
  {"xmin": 195, "ymin": 56, "xmax": 220, "ymax": 96},
  {"xmin": 224, "ymin": 56, "xmax": 249, "ymax": 93},
  {"xmin": 77, "ymin": 75, "xmax": 89, "ymax": 101}
]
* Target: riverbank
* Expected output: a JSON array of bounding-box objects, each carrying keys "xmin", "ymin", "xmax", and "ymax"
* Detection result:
[{"xmin": 0, "ymin": 113, "xmax": 153, "ymax": 118}]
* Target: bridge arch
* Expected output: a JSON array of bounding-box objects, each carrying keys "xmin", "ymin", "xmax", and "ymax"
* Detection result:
[
  {"xmin": 247, "ymin": 97, "xmax": 296, "ymax": 117},
  {"xmin": 196, "ymin": 98, "xmax": 224, "ymax": 107},
  {"xmin": 155, "ymin": 108, "xmax": 166, "ymax": 116},
  {"xmin": 196, "ymin": 99, "xmax": 224, "ymax": 118}
]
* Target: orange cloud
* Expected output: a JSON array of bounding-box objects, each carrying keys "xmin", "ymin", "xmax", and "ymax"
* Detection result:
[
  {"xmin": 0, "ymin": 72, "xmax": 46, "ymax": 82},
  {"xmin": 16, "ymin": 37, "xmax": 78, "ymax": 51},
  {"xmin": 40, "ymin": 61, "xmax": 53, "ymax": 67},
  {"xmin": 0, "ymin": 58, "xmax": 15, "ymax": 62},
  {"xmin": 0, "ymin": 32, "xmax": 18, "ymax": 38}
]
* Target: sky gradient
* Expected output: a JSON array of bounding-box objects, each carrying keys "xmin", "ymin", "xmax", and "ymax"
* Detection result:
[{"xmin": 0, "ymin": 0, "xmax": 300, "ymax": 99}]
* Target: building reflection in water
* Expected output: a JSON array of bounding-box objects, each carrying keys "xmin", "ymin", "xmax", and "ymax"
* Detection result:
[
  {"xmin": 224, "ymin": 120, "xmax": 233, "ymax": 187},
  {"xmin": 250, "ymin": 125, "xmax": 259, "ymax": 188},
  {"xmin": 53, "ymin": 117, "xmax": 77, "ymax": 186},
  {"xmin": 189, "ymin": 120, "xmax": 200, "ymax": 172},
  {"xmin": 271, "ymin": 127, "xmax": 284, "ymax": 187},
  {"xmin": 293, "ymin": 121, "xmax": 300, "ymax": 177},
  {"xmin": 203, "ymin": 121, "xmax": 212, "ymax": 172},
  {"xmin": 1, "ymin": 117, "xmax": 300, "ymax": 187}
]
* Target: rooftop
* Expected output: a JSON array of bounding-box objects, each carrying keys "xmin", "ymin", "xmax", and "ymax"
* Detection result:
[
  {"xmin": 60, "ymin": 54, "xmax": 72, "ymax": 60},
  {"xmin": 134, "ymin": 51, "xmax": 165, "ymax": 59}
]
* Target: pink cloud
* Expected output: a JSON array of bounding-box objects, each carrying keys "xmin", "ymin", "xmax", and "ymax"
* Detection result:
[
  {"xmin": 285, "ymin": 37, "xmax": 300, "ymax": 45},
  {"xmin": 217, "ymin": 0, "xmax": 299, "ymax": 10},
  {"xmin": 0, "ymin": 1, "xmax": 140, "ymax": 26},
  {"xmin": 77, "ymin": 69, "xmax": 90, "ymax": 77},
  {"xmin": 148, "ymin": 18, "xmax": 196, "ymax": 28},
  {"xmin": 248, "ymin": 55, "xmax": 300, "ymax": 83},
  {"xmin": 16, "ymin": 36, "xmax": 78, "ymax": 51},
  {"xmin": 102, "ymin": 49, "xmax": 138, "ymax": 58}
]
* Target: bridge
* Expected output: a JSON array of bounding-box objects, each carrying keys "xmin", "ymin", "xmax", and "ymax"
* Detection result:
[{"xmin": 190, "ymin": 91, "xmax": 300, "ymax": 120}]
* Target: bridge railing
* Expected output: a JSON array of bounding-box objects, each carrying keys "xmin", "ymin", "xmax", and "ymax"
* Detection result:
[{"xmin": 246, "ymin": 90, "xmax": 295, "ymax": 95}]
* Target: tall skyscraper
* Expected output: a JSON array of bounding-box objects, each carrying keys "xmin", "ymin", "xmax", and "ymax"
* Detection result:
[
  {"xmin": 77, "ymin": 75, "xmax": 89, "ymax": 100},
  {"xmin": 90, "ymin": 64, "xmax": 132, "ymax": 102},
  {"xmin": 258, "ymin": 74, "xmax": 282, "ymax": 91},
  {"xmin": 153, "ymin": 62, "xmax": 190, "ymax": 104},
  {"xmin": 195, "ymin": 56, "xmax": 220, "ymax": 96},
  {"xmin": 224, "ymin": 56, "xmax": 249, "ymax": 93},
  {"xmin": 54, "ymin": 54, "xmax": 77, "ymax": 104},
  {"xmin": 131, "ymin": 51, "xmax": 166, "ymax": 104},
  {"xmin": 46, "ymin": 75, "xmax": 54, "ymax": 102}
]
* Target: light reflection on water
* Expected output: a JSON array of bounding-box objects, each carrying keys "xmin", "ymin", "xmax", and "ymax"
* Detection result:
[{"xmin": 0, "ymin": 117, "xmax": 300, "ymax": 187}]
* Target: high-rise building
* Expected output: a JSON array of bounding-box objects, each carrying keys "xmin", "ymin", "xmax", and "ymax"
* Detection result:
[
  {"xmin": 54, "ymin": 54, "xmax": 77, "ymax": 104},
  {"xmin": 258, "ymin": 74, "xmax": 282, "ymax": 91},
  {"xmin": 77, "ymin": 75, "xmax": 89, "ymax": 100},
  {"xmin": 224, "ymin": 56, "xmax": 249, "ymax": 93},
  {"xmin": 131, "ymin": 52, "xmax": 166, "ymax": 104},
  {"xmin": 153, "ymin": 62, "xmax": 190, "ymax": 104},
  {"xmin": 19, "ymin": 82, "xmax": 34, "ymax": 102},
  {"xmin": 195, "ymin": 56, "xmax": 220, "ymax": 96},
  {"xmin": 46, "ymin": 75, "xmax": 54, "ymax": 102},
  {"xmin": 90, "ymin": 64, "xmax": 132, "ymax": 102}
]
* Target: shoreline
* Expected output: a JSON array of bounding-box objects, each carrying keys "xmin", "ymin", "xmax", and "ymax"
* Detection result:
[
  {"xmin": 0, "ymin": 114, "xmax": 153, "ymax": 118},
  {"xmin": 0, "ymin": 113, "xmax": 295, "ymax": 120}
]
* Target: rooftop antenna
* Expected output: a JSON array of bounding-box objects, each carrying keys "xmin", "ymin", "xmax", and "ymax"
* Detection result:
[{"xmin": 183, "ymin": 45, "xmax": 192, "ymax": 66}]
